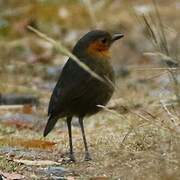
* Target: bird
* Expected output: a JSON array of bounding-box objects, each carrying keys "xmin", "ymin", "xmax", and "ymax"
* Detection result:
[{"xmin": 43, "ymin": 30, "xmax": 124, "ymax": 161}]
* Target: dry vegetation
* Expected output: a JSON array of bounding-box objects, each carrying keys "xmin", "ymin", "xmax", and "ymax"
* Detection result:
[{"xmin": 0, "ymin": 0, "xmax": 180, "ymax": 179}]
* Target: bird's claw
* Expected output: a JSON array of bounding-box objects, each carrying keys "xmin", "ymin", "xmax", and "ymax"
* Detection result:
[
  {"xmin": 62, "ymin": 153, "xmax": 76, "ymax": 163},
  {"xmin": 84, "ymin": 152, "xmax": 92, "ymax": 161},
  {"xmin": 69, "ymin": 154, "xmax": 76, "ymax": 162}
]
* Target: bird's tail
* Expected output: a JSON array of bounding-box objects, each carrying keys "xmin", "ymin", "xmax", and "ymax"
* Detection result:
[{"xmin": 43, "ymin": 115, "xmax": 58, "ymax": 137}]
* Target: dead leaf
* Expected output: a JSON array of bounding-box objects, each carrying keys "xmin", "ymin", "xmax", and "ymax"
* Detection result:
[
  {"xmin": 2, "ymin": 119, "xmax": 33, "ymax": 130},
  {"xmin": 0, "ymin": 137, "xmax": 56, "ymax": 150},
  {"xmin": 21, "ymin": 139, "xmax": 56, "ymax": 149},
  {"xmin": 13, "ymin": 159, "xmax": 61, "ymax": 166},
  {"xmin": 0, "ymin": 171, "xmax": 25, "ymax": 180},
  {"xmin": 22, "ymin": 105, "xmax": 33, "ymax": 114}
]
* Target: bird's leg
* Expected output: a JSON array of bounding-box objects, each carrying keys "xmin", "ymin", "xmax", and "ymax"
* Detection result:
[
  {"xmin": 79, "ymin": 117, "xmax": 92, "ymax": 161},
  {"xmin": 67, "ymin": 117, "xmax": 75, "ymax": 162}
]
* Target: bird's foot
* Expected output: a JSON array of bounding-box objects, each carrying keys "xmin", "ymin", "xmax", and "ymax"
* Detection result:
[
  {"xmin": 62, "ymin": 153, "xmax": 76, "ymax": 163},
  {"xmin": 84, "ymin": 152, "xmax": 92, "ymax": 161},
  {"xmin": 68, "ymin": 153, "xmax": 76, "ymax": 162}
]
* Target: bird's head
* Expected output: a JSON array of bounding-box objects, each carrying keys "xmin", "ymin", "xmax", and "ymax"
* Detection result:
[{"xmin": 73, "ymin": 30, "xmax": 124, "ymax": 59}]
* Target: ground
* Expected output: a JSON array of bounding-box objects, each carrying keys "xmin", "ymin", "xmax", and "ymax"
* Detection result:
[{"xmin": 0, "ymin": 0, "xmax": 180, "ymax": 179}]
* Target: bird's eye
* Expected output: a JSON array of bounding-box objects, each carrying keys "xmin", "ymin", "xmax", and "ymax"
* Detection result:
[{"xmin": 100, "ymin": 38, "xmax": 107, "ymax": 44}]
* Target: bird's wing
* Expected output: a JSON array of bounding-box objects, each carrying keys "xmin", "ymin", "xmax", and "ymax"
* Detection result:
[{"xmin": 48, "ymin": 58, "xmax": 92, "ymax": 116}]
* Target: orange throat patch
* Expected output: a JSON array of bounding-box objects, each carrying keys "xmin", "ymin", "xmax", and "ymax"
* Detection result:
[{"xmin": 87, "ymin": 42, "xmax": 111, "ymax": 59}]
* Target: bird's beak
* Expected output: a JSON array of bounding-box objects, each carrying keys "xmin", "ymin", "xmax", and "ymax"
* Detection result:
[{"xmin": 111, "ymin": 33, "xmax": 124, "ymax": 43}]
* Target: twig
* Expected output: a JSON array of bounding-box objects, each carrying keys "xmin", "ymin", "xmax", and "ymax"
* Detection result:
[
  {"xmin": 152, "ymin": 0, "xmax": 169, "ymax": 55},
  {"xmin": 160, "ymin": 99, "xmax": 179, "ymax": 125},
  {"xmin": 0, "ymin": 105, "xmax": 24, "ymax": 110},
  {"xmin": 27, "ymin": 26, "xmax": 107, "ymax": 84},
  {"xmin": 81, "ymin": 0, "xmax": 98, "ymax": 27},
  {"xmin": 127, "ymin": 66, "xmax": 180, "ymax": 71},
  {"xmin": 121, "ymin": 128, "xmax": 133, "ymax": 144},
  {"xmin": 97, "ymin": 104, "xmax": 126, "ymax": 120}
]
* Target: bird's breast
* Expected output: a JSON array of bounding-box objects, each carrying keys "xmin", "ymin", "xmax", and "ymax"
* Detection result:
[{"xmin": 87, "ymin": 43, "xmax": 111, "ymax": 59}]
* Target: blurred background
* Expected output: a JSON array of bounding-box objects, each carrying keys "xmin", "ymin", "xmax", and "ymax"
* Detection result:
[
  {"xmin": 0, "ymin": 0, "xmax": 179, "ymax": 103},
  {"xmin": 0, "ymin": 0, "xmax": 180, "ymax": 179}
]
